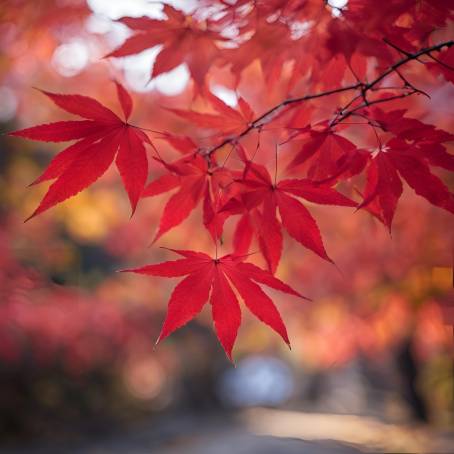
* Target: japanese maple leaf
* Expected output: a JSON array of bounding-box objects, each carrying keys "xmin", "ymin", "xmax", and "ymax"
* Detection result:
[
  {"xmin": 142, "ymin": 153, "xmax": 233, "ymax": 242},
  {"xmin": 371, "ymin": 108, "xmax": 454, "ymax": 171},
  {"xmin": 106, "ymin": 5, "xmax": 225, "ymax": 87},
  {"xmin": 341, "ymin": 0, "xmax": 452, "ymax": 52},
  {"xmin": 153, "ymin": 132, "xmax": 199, "ymax": 156},
  {"xmin": 123, "ymin": 249, "xmax": 306, "ymax": 360},
  {"xmin": 286, "ymin": 129, "xmax": 367, "ymax": 183},
  {"xmin": 9, "ymin": 82, "xmax": 150, "ymax": 219},
  {"xmin": 225, "ymin": 162, "xmax": 357, "ymax": 271},
  {"xmin": 167, "ymin": 90, "xmax": 255, "ymax": 138},
  {"xmin": 231, "ymin": 206, "xmax": 282, "ymax": 273},
  {"xmin": 371, "ymin": 108, "xmax": 454, "ymax": 145},
  {"xmin": 224, "ymin": 18, "xmax": 297, "ymax": 87},
  {"xmin": 359, "ymin": 138, "xmax": 454, "ymax": 230},
  {"xmin": 427, "ymin": 47, "xmax": 454, "ymax": 84},
  {"xmin": 325, "ymin": 18, "xmax": 393, "ymax": 65}
]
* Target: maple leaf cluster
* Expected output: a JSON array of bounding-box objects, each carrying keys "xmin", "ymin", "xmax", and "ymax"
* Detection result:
[{"xmin": 9, "ymin": 1, "xmax": 454, "ymax": 360}]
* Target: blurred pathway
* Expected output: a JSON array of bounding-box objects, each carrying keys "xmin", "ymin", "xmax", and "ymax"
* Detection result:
[{"xmin": 3, "ymin": 409, "xmax": 454, "ymax": 453}]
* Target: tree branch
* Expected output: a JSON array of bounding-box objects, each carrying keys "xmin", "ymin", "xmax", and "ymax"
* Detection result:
[
  {"xmin": 203, "ymin": 83, "xmax": 361, "ymax": 156},
  {"xmin": 202, "ymin": 39, "xmax": 453, "ymax": 157},
  {"xmin": 332, "ymin": 90, "xmax": 419, "ymax": 126}
]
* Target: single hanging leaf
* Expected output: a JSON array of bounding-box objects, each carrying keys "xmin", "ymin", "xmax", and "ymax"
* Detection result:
[
  {"xmin": 9, "ymin": 81, "xmax": 151, "ymax": 217},
  {"xmin": 230, "ymin": 161, "xmax": 355, "ymax": 270},
  {"xmin": 123, "ymin": 249, "xmax": 306, "ymax": 360},
  {"xmin": 106, "ymin": 5, "xmax": 226, "ymax": 88},
  {"xmin": 359, "ymin": 138, "xmax": 454, "ymax": 230}
]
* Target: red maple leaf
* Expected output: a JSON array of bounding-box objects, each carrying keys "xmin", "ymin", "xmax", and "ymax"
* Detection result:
[
  {"xmin": 359, "ymin": 138, "xmax": 454, "ymax": 230},
  {"xmin": 9, "ymin": 82, "xmax": 151, "ymax": 219},
  {"xmin": 225, "ymin": 17, "xmax": 297, "ymax": 87},
  {"xmin": 142, "ymin": 153, "xmax": 233, "ymax": 242},
  {"xmin": 167, "ymin": 90, "xmax": 255, "ymax": 138},
  {"xmin": 123, "ymin": 249, "xmax": 307, "ymax": 360},
  {"xmin": 427, "ymin": 47, "xmax": 454, "ymax": 84},
  {"xmin": 372, "ymin": 108, "xmax": 454, "ymax": 145},
  {"xmin": 106, "ymin": 5, "xmax": 226, "ymax": 87},
  {"xmin": 286, "ymin": 129, "xmax": 367, "ymax": 182},
  {"xmin": 225, "ymin": 162, "xmax": 357, "ymax": 271}
]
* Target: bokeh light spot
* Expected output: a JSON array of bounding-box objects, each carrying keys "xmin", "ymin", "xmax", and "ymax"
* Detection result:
[{"xmin": 51, "ymin": 41, "xmax": 89, "ymax": 77}]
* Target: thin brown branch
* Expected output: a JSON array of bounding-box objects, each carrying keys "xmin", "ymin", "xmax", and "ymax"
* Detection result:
[
  {"xmin": 332, "ymin": 91, "xmax": 418, "ymax": 126},
  {"xmin": 383, "ymin": 38, "xmax": 413, "ymax": 57},
  {"xmin": 202, "ymin": 39, "xmax": 453, "ymax": 157},
  {"xmin": 382, "ymin": 38, "xmax": 426, "ymax": 65},
  {"xmin": 364, "ymin": 40, "xmax": 452, "ymax": 90},
  {"xmin": 394, "ymin": 68, "xmax": 430, "ymax": 98},
  {"xmin": 427, "ymin": 52, "xmax": 454, "ymax": 71},
  {"xmin": 204, "ymin": 83, "xmax": 361, "ymax": 156}
]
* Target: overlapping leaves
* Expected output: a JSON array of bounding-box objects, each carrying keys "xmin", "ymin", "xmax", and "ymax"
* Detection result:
[
  {"xmin": 8, "ymin": 1, "xmax": 454, "ymax": 360},
  {"xmin": 225, "ymin": 161, "xmax": 356, "ymax": 271}
]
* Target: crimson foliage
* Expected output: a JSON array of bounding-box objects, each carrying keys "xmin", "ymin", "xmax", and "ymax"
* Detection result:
[{"xmin": 9, "ymin": 1, "xmax": 454, "ymax": 359}]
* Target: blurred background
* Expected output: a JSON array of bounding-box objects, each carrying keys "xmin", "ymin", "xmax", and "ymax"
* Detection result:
[{"xmin": 0, "ymin": 1, "xmax": 453, "ymax": 453}]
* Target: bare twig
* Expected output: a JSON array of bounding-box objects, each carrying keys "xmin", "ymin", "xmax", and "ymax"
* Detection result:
[
  {"xmin": 364, "ymin": 40, "xmax": 452, "ymax": 90},
  {"xmin": 394, "ymin": 68, "xmax": 430, "ymax": 98},
  {"xmin": 383, "ymin": 38, "xmax": 413, "ymax": 57},
  {"xmin": 427, "ymin": 52, "xmax": 454, "ymax": 71},
  {"xmin": 332, "ymin": 91, "xmax": 418, "ymax": 126}
]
